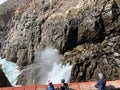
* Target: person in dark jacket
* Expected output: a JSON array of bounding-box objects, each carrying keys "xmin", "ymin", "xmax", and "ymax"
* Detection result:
[
  {"xmin": 47, "ymin": 80, "xmax": 55, "ymax": 90},
  {"xmin": 95, "ymin": 73, "xmax": 106, "ymax": 90},
  {"xmin": 60, "ymin": 79, "xmax": 68, "ymax": 90}
]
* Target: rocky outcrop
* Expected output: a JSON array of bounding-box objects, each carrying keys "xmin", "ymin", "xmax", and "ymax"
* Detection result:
[
  {"xmin": 41, "ymin": 8, "xmax": 105, "ymax": 52},
  {"xmin": 64, "ymin": 34, "xmax": 120, "ymax": 82},
  {"xmin": 0, "ymin": 0, "xmax": 120, "ymax": 84}
]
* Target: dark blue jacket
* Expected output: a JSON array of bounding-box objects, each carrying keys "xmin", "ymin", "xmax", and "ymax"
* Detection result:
[
  {"xmin": 48, "ymin": 85, "xmax": 54, "ymax": 90},
  {"xmin": 95, "ymin": 79, "xmax": 106, "ymax": 90}
]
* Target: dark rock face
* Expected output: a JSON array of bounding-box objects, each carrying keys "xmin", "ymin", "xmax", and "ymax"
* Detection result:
[
  {"xmin": 0, "ymin": 68, "xmax": 12, "ymax": 87},
  {"xmin": 0, "ymin": 0, "xmax": 120, "ymax": 85},
  {"xmin": 41, "ymin": 9, "xmax": 105, "ymax": 52}
]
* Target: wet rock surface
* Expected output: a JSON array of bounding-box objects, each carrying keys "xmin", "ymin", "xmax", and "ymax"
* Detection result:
[{"xmin": 0, "ymin": 0, "xmax": 120, "ymax": 85}]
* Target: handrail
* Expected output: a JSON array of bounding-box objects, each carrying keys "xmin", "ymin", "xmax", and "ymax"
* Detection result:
[{"xmin": 0, "ymin": 80, "xmax": 120, "ymax": 90}]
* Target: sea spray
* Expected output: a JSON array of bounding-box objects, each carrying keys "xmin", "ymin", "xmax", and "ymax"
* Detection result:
[
  {"xmin": 20, "ymin": 47, "xmax": 72, "ymax": 85},
  {"xmin": 47, "ymin": 63, "xmax": 72, "ymax": 84},
  {"xmin": 35, "ymin": 47, "xmax": 72, "ymax": 84},
  {"xmin": 0, "ymin": 58, "xmax": 21, "ymax": 86}
]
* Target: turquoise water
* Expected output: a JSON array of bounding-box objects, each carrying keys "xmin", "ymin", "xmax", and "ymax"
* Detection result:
[{"xmin": 0, "ymin": 58, "xmax": 21, "ymax": 86}]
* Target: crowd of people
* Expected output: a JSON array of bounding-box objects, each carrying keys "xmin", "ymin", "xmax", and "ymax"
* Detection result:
[{"xmin": 47, "ymin": 73, "xmax": 106, "ymax": 90}]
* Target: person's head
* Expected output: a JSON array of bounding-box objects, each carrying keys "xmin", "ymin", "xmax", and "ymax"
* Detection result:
[
  {"xmin": 48, "ymin": 80, "xmax": 52, "ymax": 86},
  {"xmin": 98, "ymin": 73, "xmax": 104, "ymax": 79},
  {"xmin": 61, "ymin": 79, "xmax": 65, "ymax": 83}
]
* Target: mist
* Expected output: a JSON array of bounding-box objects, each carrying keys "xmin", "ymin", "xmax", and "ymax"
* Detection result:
[{"xmin": 21, "ymin": 47, "xmax": 72, "ymax": 85}]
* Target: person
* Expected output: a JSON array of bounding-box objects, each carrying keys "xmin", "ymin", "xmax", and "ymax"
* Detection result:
[
  {"xmin": 60, "ymin": 79, "xmax": 69, "ymax": 90},
  {"xmin": 47, "ymin": 80, "xmax": 55, "ymax": 90},
  {"xmin": 95, "ymin": 73, "xmax": 106, "ymax": 90}
]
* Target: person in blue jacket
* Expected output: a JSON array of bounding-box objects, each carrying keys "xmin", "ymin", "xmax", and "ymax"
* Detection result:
[
  {"xmin": 95, "ymin": 73, "xmax": 106, "ymax": 90},
  {"xmin": 47, "ymin": 80, "xmax": 55, "ymax": 90}
]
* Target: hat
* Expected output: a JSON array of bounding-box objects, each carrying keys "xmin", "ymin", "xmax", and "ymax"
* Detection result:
[{"xmin": 48, "ymin": 80, "xmax": 52, "ymax": 85}]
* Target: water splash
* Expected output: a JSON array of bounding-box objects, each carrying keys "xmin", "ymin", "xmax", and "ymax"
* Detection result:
[
  {"xmin": 21, "ymin": 47, "xmax": 72, "ymax": 85},
  {"xmin": 47, "ymin": 63, "xmax": 72, "ymax": 84},
  {"xmin": 35, "ymin": 47, "xmax": 72, "ymax": 84}
]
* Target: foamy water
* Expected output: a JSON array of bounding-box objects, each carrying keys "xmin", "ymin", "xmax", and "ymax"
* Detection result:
[{"xmin": 0, "ymin": 58, "xmax": 21, "ymax": 86}]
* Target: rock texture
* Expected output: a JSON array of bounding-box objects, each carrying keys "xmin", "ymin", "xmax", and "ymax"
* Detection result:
[{"xmin": 0, "ymin": 0, "xmax": 120, "ymax": 85}]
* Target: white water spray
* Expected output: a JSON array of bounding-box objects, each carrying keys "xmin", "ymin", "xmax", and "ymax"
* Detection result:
[
  {"xmin": 35, "ymin": 47, "xmax": 72, "ymax": 84},
  {"xmin": 0, "ymin": 57, "xmax": 21, "ymax": 86},
  {"xmin": 47, "ymin": 63, "xmax": 72, "ymax": 84},
  {"xmin": 21, "ymin": 47, "xmax": 72, "ymax": 85}
]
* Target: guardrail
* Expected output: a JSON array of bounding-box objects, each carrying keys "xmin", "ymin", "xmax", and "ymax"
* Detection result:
[{"xmin": 0, "ymin": 80, "xmax": 120, "ymax": 90}]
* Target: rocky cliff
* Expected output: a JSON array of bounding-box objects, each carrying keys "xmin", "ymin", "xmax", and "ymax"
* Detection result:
[{"xmin": 0, "ymin": 0, "xmax": 120, "ymax": 84}]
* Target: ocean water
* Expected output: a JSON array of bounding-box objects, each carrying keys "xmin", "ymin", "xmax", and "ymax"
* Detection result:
[{"xmin": 0, "ymin": 58, "xmax": 21, "ymax": 86}]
